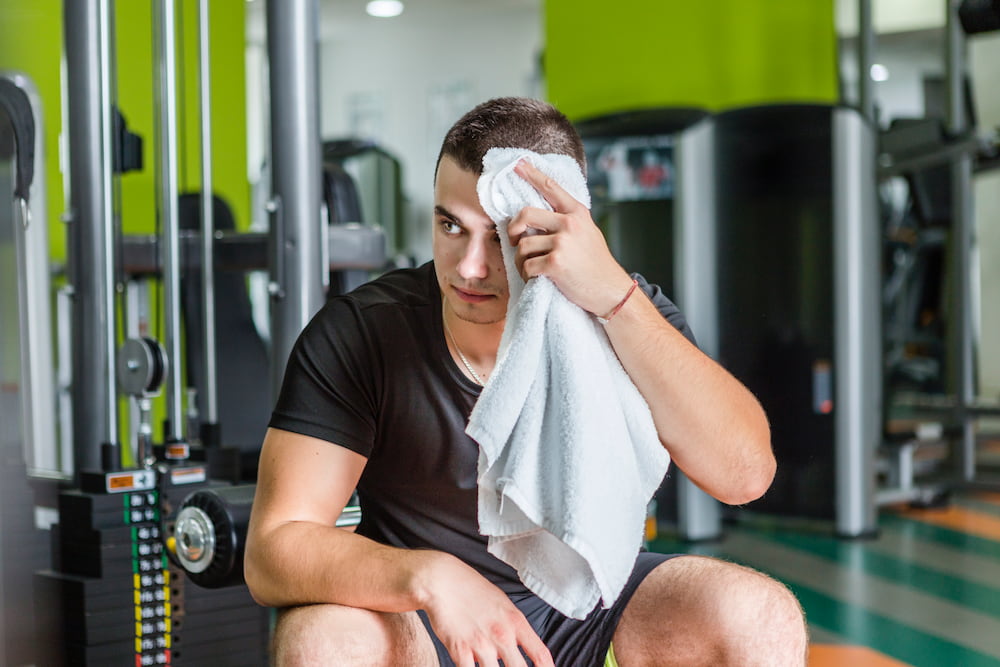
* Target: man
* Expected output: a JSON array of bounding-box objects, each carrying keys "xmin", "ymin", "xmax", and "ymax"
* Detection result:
[{"xmin": 245, "ymin": 97, "xmax": 808, "ymax": 666}]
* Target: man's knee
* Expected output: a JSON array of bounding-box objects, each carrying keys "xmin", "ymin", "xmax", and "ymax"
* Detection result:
[
  {"xmin": 272, "ymin": 603, "xmax": 434, "ymax": 667},
  {"xmin": 726, "ymin": 563, "xmax": 808, "ymax": 662},
  {"xmin": 615, "ymin": 555, "xmax": 807, "ymax": 667},
  {"xmin": 684, "ymin": 557, "xmax": 807, "ymax": 664}
]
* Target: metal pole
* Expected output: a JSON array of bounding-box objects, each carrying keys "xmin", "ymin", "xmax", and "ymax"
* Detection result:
[
  {"xmin": 833, "ymin": 107, "xmax": 880, "ymax": 538},
  {"xmin": 98, "ymin": 0, "xmax": 118, "ymax": 457},
  {"xmin": 857, "ymin": 0, "xmax": 876, "ymax": 123},
  {"xmin": 63, "ymin": 0, "xmax": 119, "ymax": 475},
  {"xmin": 266, "ymin": 0, "xmax": 326, "ymax": 395},
  {"xmin": 674, "ymin": 118, "xmax": 722, "ymax": 541},
  {"xmin": 198, "ymin": 0, "xmax": 219, "ymax": 433},
  {"xmin": 154, "ymin": 0, "xmax": 185, "ymax": 443},
  {"xmin": 945, "ymin": 0, "xmax": 977, "ymax": 482}
]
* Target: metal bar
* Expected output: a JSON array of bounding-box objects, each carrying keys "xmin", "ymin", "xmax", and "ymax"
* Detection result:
[
  {"xmin": 674, "ymin": 117, "xmax": 722, "ymax": 541},
  {"xmin": 833, "ymin": 107, "xmax": 880, "ymax": 538},
  {"xmin": 154, "ymin": 0, "xmax": 185, "ymax": 442},
  {"xmin": 119, "ymin": 225, "xmax": 386, "ymax": 276},
  {"xmin": 946, "ymin": 0, "xmax": 968, "ymax": 137},
  {"xmin": 98, "ymin": 0, "xmax": 117, "ymax": 453},
  {"xmin": 857, "ymin": 0, "xmax": 876, "ymax": 123},
  {"xmin": 56, "ymin": 287, "xmax": 75, "ymax": 475},
  {"xmin": 945, "ymin": 0, "xmax": 977, "ymax": 482},
  {"xmin": 125, "ymin": 280, "xmax": 142, "ymax": 463},
  {"xmin": 198, "ymin": 0, "xmax": 218, "ymax": 427},
  {"xmin": 266, "ymin": 0, "xmax": 326, "ymax": 395},
  {"xmin": 63, "ymin": 0, "xmax": 119, "ymax": 476}
]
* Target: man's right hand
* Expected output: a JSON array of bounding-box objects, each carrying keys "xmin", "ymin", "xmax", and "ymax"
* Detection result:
[{"xmin": 416, "ymin": 551, "xmax": 554, "ymax": 667}]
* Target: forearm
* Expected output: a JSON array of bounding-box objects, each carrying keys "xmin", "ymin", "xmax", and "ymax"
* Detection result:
[
  {"xmin": 603, "ymin": 288, "xmax": 774, "ymax": 504},
  {"xmin": 245, "ymin": 519, "xmax": 444, "ymax": 611}
]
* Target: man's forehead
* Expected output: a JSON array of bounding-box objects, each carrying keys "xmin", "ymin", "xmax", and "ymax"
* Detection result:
[{"xmin": 434, "ymin": 155, "xmax": 478, "ymax": 185}]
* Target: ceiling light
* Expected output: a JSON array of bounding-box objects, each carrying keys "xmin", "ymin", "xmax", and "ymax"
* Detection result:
[
  {"xmin": 870, "ymin": 63, "xmax": 889, "ymax": 82},
  {"xmin": 366, "ymin": 0, "xmax": 404, "ymax": 18}
]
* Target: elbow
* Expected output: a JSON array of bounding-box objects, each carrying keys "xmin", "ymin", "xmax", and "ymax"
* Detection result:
[
  {"xmin": 718, "ymin": 459, "xmax": 774, "ymax": 506},
  {"xmin": 735, "ymin": 456, "xmax": 776, "ymax": 505},
  {"xmin": 244, "ymin": 568, "xmax": 267, "ymax": 608},
  {"xmin": 243, "ymin": 557, "xmax": 267, "ymax": 607},
  {"xmin": 721, "ymin": 425, "xmax": 776, "ymax": 506},
  {"xmin": 243, "ymin": 537, "xmax": 277, "ymax": 608}
]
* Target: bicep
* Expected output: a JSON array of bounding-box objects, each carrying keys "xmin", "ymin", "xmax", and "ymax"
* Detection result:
[{"xmin": 250, "ymin": 427, "xmax": 366, "ymax": 535}]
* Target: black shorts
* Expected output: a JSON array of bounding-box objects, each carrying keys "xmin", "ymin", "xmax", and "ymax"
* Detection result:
[{"xmin": 416, "ymin": 552, "xmax": 680, "ymax": 667}]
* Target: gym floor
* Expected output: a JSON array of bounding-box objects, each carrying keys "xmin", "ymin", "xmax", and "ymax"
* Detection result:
[{"xmin": 649, "ymin": 489, "xmax": 1000, "ymax": 666}]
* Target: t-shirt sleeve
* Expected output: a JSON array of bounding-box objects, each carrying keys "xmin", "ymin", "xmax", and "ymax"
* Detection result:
[
  {"xmin": 268, "ymin": 298, "xmax": 379, "ymax": 458},
  {"xmin": 632, "ymin": 272, "xmax": 699, "ymax": 347}
]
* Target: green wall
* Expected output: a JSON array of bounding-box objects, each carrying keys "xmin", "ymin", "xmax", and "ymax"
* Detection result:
[
  {"xmin": 0, "ymin": 0, "xmax": 249, "ymax": 262},
  {"xmin": 115, "ymin": 0, "xmax": 250, "ymax": 237},
  {"xmin": 545, "ymin": 0, "xmax": 839, "ymax": 120}
]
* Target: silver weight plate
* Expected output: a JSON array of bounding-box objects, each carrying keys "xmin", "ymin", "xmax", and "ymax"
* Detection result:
[{"xmin": 174, "ymin": 505, "xmax": 217, "ymax": 574}]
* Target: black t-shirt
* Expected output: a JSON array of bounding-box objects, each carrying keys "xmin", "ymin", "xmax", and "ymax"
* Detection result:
[{"xmin": 269, "ymin": 261, "xmax": 695, "ymax": 594}]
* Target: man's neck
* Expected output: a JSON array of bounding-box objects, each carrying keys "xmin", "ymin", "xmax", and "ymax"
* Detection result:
[{"xmin": 443, "ymin": 308, "xmax": 504, "ymax": 365}]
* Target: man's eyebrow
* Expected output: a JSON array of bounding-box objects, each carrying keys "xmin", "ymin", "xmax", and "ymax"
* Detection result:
[
  {"xmin": 434, "ymin": 205, "xmax": 497, "ymax": 233},
  {"xmin": 434, "ymin": 205, "xmax": 459, "ymax": 222}
]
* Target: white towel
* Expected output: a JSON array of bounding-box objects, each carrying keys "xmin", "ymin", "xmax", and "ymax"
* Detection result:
[{"xmin": 466, "ymin": 147, "xmax": 671, "ymax": 620}]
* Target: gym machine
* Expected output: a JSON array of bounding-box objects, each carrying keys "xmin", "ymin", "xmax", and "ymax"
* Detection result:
[
  {"xmin": 2, "ymin": 0, "xmax": 380, "ymax": 664},
  {"xmin": 712, "ymin": 102, "xmax": 881, "ymax": 537},
  {"xmin": 31, "ymin": 0, "xmax": 272, "ymax": 663},
  {"xmin": 874, "ymin": 0, "xmax": 1000, "ymax": 504}
]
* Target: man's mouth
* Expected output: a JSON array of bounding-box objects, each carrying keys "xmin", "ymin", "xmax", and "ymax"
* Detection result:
[{"xmin": 452, "ymin": 286, "xmax": 495, "ymax": 303}]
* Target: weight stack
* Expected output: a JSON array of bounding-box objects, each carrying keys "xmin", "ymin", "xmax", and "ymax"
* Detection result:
[
  {"xmin": 35, "ymin": 486, "xmax": 173, "ymax": 666},
  {"xmin": 34, "ymin": 468, "xmax": 268, "ymax": 666}
]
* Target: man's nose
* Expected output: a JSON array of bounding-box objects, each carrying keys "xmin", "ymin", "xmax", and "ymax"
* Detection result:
[{"xmin": 457, "ymin": 238, "xmax": 490, "ymax": 280}]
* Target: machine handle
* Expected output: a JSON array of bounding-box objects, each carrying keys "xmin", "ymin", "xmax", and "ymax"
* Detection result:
[{"xmin": 0, "ymin": 78, "xmax": 36, "ymax": 224}]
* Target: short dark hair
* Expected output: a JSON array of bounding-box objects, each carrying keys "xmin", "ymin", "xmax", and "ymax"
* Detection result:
[{"xmin": 435, "ymin": 97, "xmax": 586, "ymax": 178}]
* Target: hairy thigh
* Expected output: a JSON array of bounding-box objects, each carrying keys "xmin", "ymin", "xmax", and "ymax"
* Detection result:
[
  {"xmin": 612, "ymin": 555, "xmax": 807, "ymax": 667},
  {"xmin": 273, "ymin": 603, "xmax": 439, "ymax": 667}
]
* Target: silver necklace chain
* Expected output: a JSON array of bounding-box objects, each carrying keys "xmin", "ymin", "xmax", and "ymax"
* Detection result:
[{"xmin": 442, "ymin": 307, "xmax": 485, "ymax": 386}]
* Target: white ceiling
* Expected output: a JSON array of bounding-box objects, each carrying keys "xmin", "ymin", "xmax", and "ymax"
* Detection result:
[{"xmin": 246, "ymin": 0, "xmax": 540, "ymax": 43}]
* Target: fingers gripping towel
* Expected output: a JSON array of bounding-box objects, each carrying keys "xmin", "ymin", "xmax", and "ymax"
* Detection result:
[{"xmin": 467, "ymin": 148, "xmax": 671, "ymax": 620}]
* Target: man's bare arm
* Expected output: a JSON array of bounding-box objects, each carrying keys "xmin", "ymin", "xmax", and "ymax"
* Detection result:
[
  {"xmin": 508, "ymin": 160, "xmax": 774, "ymax": 506},
  {"xmin": 599, "ymin": 290, "xmax": 774, "ymax": 504},
  {"xmin": 245, "ymin": 427, "xmax": 425, "ymax": 609},
  {"xmin": 244, "ymin": 427, "xmax": 553, "ymax": 667}
]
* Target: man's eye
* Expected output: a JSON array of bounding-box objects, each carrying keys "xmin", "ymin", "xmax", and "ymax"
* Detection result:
[{"xmin": 439, "ymin": 219, "xmax": 461, "ymax": 235}]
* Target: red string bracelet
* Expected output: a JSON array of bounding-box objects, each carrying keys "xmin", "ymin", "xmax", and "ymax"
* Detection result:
[{"xmin": 596, "ymin": 279, "xmax": 639, "ymax": 325}]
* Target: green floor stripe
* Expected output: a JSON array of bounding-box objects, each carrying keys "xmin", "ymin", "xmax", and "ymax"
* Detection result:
[
  {"xmin": 789, "ymin": 582, "xmax": 1000, "ymax": 667},
  {"xmin": 881, "ymin": 513, "xmax": 1000, "ymax": 559},
  {"xmin": 647, "ymin": 537, "xmax": 1000, "ymax": 666},
  {"xmin": 758, "ymin": 529, "xmax": 1000, "ymax": 618}
]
